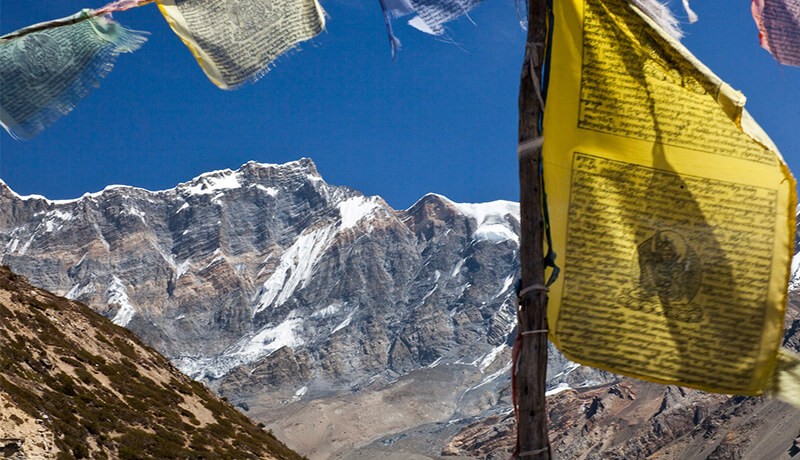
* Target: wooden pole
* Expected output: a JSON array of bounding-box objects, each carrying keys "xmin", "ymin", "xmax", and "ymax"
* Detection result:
[{"xmin": 515, "ymin": 0, "xmax": 550, "ymax": 457}]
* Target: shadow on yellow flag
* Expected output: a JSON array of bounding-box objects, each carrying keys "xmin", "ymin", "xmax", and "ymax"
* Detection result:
[{"xmin": 542, "ymin": 0, "xmax": 799, "ymax": 400}]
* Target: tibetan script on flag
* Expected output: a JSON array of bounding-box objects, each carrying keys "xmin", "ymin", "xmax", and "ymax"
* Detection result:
[
  {"xmin": 406, "ymin": 0, "xmax": 483, "ymax": 35},
  {"xmin": 0, "ymin": 11, "xmax": 146, "ymax": 140},
  {"xmin": 542, "ymin": 0, "xmax": 796, "ymax": 395},
  {"xmin": 157, "ymin": 0, "xmax": 325, "ymax": 89},
  {"xmin": 752, "ymin": 0, "xmax": 800, "ymax": 66}
]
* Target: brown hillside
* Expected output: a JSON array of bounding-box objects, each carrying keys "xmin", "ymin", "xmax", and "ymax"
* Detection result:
[{"xmin": 0, "ymin": 266, "xmax": 305, "ymax": 460}]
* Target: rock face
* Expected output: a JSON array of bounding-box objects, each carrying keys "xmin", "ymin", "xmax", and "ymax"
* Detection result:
[
  {"xmin": 0, "ymin": 160, "xmax": 512, "ymax": 380},
  {"xmin": 0, "ymin": 159, "xmax": 604, "ymax": 458},
  {"xmin": 0, "ymin": 266, "xmax": 303, "ymax": 460}
]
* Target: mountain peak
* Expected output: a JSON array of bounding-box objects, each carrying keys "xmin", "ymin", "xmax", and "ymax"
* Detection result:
[
  {"xmin": 176, "ymin": 158, "xmax": 323, "ymax": 197},
  {"xmin": 1, "ymin": 159, "xmax": 324, "ymax": 205},
  {"xmin": 409, "ymin": 193, "xmax": 519, "ymax": 219},
  {"xmin": 240, "ymin": 157, "xmax": 319, "ymax": 176}
]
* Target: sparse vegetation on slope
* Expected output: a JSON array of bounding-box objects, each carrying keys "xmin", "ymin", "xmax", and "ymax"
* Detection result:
[{"xmin": 0, "ymin": 266, "xmax": 305, "ymax": 460}]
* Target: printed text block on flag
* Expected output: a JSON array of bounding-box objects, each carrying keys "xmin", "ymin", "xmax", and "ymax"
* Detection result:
[
  {"xmin": 752, "ymin": 0, "xmax": 800, "ymax": 67},
  {"xmin": 542, "ymin": 0, "xmax": 796, "ymax": 395},
  {"xmin": 157, "ymin": 0, "xmax": 325, "ymax": 89}
]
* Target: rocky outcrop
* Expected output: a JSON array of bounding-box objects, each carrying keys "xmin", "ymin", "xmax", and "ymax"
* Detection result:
[{"xmin": 0, "ymin": 266, "xmax": 303, "ymax": 459}]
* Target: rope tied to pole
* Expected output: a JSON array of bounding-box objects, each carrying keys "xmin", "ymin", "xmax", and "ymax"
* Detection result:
[
  {"xmin": 520, "ymin": 329, "xmax": 548, "ymax": 336},
  {"xmin": 518, "ymin": 137, "xmax": 544, "ymax": 158},
  {"xmin": 511, "ymin": 281, "xmax": 551, "ymax": 459},
  {"xmin": 518, "ymin": 283, "xmax": 549, "ymax": 302},
  {"xmin": 525, "ymin": 42, "xmax": 547, "ymax": 113},
  {"xmin": 518, "ymin": 447, "xmax": 551, "ymax": 457}
]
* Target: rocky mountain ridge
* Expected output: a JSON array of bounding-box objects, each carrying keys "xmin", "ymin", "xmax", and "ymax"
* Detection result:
[{"xmin": 0, "ymin": 158, "xmax": 603, "ymax": 458}]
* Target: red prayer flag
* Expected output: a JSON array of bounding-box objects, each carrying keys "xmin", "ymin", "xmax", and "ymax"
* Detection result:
[{"xmin": 752, "ymin": 0, "xmax": 800, "ymax": 66}]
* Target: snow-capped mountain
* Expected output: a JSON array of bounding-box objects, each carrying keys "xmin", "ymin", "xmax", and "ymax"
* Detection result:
[
  {"xmin": 0, "ymin": 158, "xmax": 603, "ymax": 458},
  {"xmin": 2, "ymin": 159, "xmax": 798, "ymax": 459}
]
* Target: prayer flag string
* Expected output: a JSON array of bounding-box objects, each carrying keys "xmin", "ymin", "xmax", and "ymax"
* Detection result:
[
  {"xmin": 0, "ymin": 0, "xmax": 153, "ymax": 42},
  {"xmin": 95, "ymin": 0, "xmax": 157, "ymax": 15},
  {"xmin": 3, "ymin": 0, "xmax": 799, "ymax": 140},
  {"xmin": 379, "ymin": 0, "xmax": 415, "ymax": 57}
]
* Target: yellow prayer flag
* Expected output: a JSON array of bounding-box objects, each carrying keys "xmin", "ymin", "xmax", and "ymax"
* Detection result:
[
  {"xmin": 542, "ymin": 0, "xmax": 796, "ymax": 395},
  {"xmin": 156, "ymin": 0, "xmax": 325, "ymax": 89}
]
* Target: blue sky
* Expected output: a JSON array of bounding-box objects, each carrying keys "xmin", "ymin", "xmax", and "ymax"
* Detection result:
[{"xmin": 1, "ymin": 0, "xmax": 798, "ymax": 209}]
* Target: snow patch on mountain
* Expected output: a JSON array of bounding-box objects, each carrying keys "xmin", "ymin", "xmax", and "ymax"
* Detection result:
[
  {"xmin": 545, "ymin": 382, "xmax": 572, "ymax": 396},
  {"xmin": 177, "ymin": 313, "xmax": 307, "ymax": 379},
  {"xmin": 253, "ymin": 184, "xmax": 279, "ymax": 196},
  {"xmin": 202, "ymin": 250, "xmax": 225, "ymax": 271},
  {"xmin": 239, "ymin": 315, "xmax": 305, "ymax": 358},
  {"xmin": 452, "ymin": 201, "xmax": 519, "ymax": 243},
  {"xmin": 451, "ymin": 200, "xmax": 519, "ymax": 224},
  {"xmin": 451, "ymin": 258, "xmax": 465, "ymax": 277},
  {"xmin": 496, "ymin": 275, "xmax": 515, "ymax": 298},
  {"xmin": 176, "ymin": 258, "xmax": 192, "ymax": 278},
  {"xmin": 66, "ymin": 280, "xmax": 96, "ymax": 301},
  {"xmin": 254, "ymin": 225, "xmax": 336, "ymax": 314},
  {"xmin": 550, "ymin": 361, "xmax": 581, "ymax": 382},
  {"xmin": 479, "ymin": 344, "xmax": 508, "ymax": 372},
  {"xmin": 4, "ymin": 237, "xmax": 19, "ymax": 254},
  {"xmin": 474, "ymin": 224, "xmax": 517, "ymax": 243},
  {"xmin": 790, "ymin": 252, "xmax": 800, "ymax": 292},
  {"xmin": 123, "ymin": 206, "xmax": 146, "ymax": 221},
  {"xmin": 332, "ymin": 307, "xmax": 359, "ymax": 334},
  {"xmin": 18, "ymin": 234, "xmax": 36, "ymax": 256},
  {"xmin": 108, "ymin": 276, "xmax": 136, "ymax": 327},
  {"xmin": 312, "ymin": 302, "xmax": 344, "ymax": 319},
  {"xmin": 181, "ymin": 170, "xmax": 241, "ymax": 196},
  {"xmin": 418, "ymin": 195, "xmax": 519, "ymax": 244},
  {"xmin": 338, "ymin": 197, "xmax": 381, "ymax": 230},
  {"xmin": 151, "ymin": 242, "xmax": 177, "ymax": 271},
  {"xmin": 45, "ymin": 209, "xmax": 75, "ymax": 222},
  {"xmin": 469, "ymin": 362, "xmax": 513, "ymax": 392}
]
